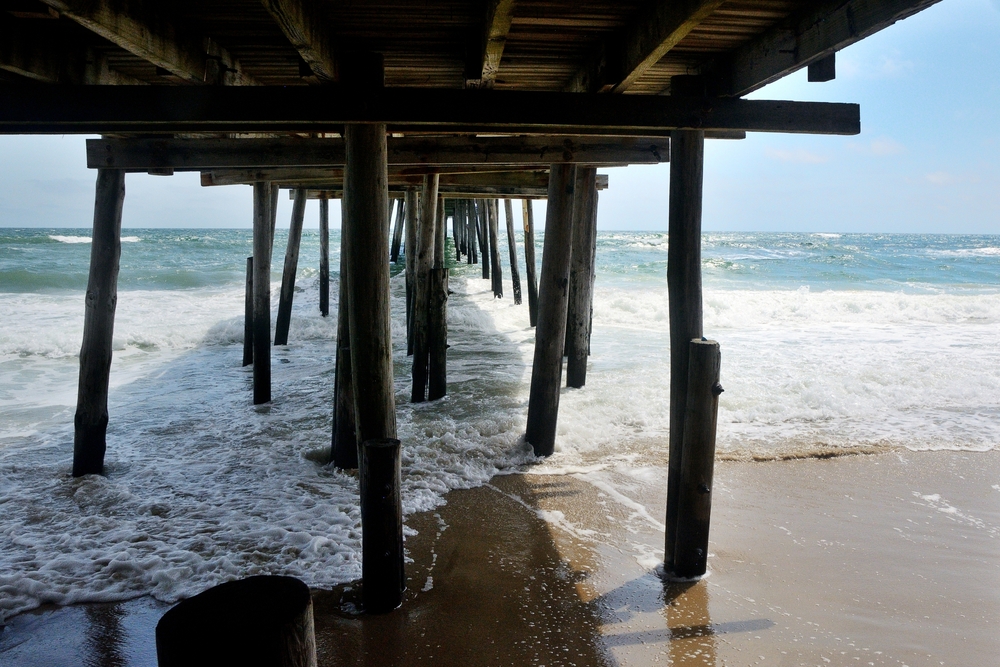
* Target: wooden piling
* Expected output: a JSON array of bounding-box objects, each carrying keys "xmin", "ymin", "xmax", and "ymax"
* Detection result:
[
  {"xmin": 478, "ymin": 199, "xmax": 490, "ymax": 280},
  {"xmin": 268, "ymin": 183, "xmax": 279, "ymax": 257},
  {"xmin": 453, "ymin": 202, "xmax": 462, "ymax": 262},
  {"xmin": 566, "ymin": 167, "xmax": 598, "ymax": 388},
  {"xmin": 522, "ymin": 200, "xmax": 539, "ymax": 327},
  {"xmin": 411, "ymin": 174, "xmax": 439, "ymax": 403},
  {"xmin": 504, "ymin": 199, "xmax": 522, "ymax": 305},
  {"xmin": 274, "ymin": 188, "xmax": 307, "ymax": 346},
  {"xmin": 664, "ymin": 130, "xmax": 706, "ymax": 574},
  {"xmin": 428, "ymin": 267, "xmax": 449, "ymax": 401},
  {"xmin": 467, "ymin": 199, "xmax": 478, "ymax": 265},
  {"xmin": 360, "ymin": 438, "xmax": 404, "ymax": 613},
  {"xmin": 435, "ymin": 194, "xmax": 446, "ymax": 269},
  {"xmin": 73, "ymin": 168, "xmax": 125, "ymax": 477},
  {"xmin": 404, "ymin": 188, "xmax": 418, "ymax": 355},
  {"xmin": 332, "ymin": 199, "xmax": 357, "ymax": 469},
  {"xmin": 319, "ymin": 196, "xmax": 330, "ymax": 317},
  {"xmin": 252, "ymin": 181, "xmax": 273, "ymax": 405},
  {"xmin": 525, "ymin": 165, "xmax": 576, "ymax": 457},
  {"xmin": 155, "ymin": 575, "xmax": 317, "ymax": 667},
  {"xmin": 489, "ymin": 199, "xmax": 503, "ymax": 298},
  {"xmin": 672, "ymin": 339, "xmax": 722, "ymax": 579},
  {"xmin": 389, "ymin": 197, "xmax": 404, "ymax": 263},
  {"xmin": 344, "ymin": 123, "xmax": 397, "ymax": 446},
  {"xmin": 243, "ymin": 257, "xmax": 254, "ymax": 366}
]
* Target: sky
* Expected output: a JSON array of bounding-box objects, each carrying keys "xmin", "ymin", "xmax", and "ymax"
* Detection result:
[{"xmin": 0, "ymin": 0, "xmax": 997, "ymax": 233}]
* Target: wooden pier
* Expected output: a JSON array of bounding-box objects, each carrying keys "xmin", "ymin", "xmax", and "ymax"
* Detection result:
[{"xmin": 0, "ymin": 0, "xmax": 941, "ymax": 619}]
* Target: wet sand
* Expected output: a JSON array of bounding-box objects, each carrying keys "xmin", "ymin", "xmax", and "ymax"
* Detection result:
[{"xmin": 2, "ymin": 450, "xmax": 997, "ymax": 666}]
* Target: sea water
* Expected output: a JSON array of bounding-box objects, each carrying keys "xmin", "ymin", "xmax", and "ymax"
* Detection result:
[{"xmin": 1, "ymin": 228, "xmax": 998, "ymax": 621}]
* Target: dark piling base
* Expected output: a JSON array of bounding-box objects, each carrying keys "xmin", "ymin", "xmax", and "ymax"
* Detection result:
[
  {"xmin": 155, "ymin": 575, "xmax": 317, "ymax": 667},
  {"xmin": 671, "ymin": 339, "xmax": 722, "ymax": 579},
  {"xmin": 361, "ymin": 438, "xmax": 404, "ymax": 614}
]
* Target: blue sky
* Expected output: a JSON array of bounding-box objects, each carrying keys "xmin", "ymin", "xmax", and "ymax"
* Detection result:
[{"xmin": 0, "ymin": 0, "xmax": 997, "ymax": 233}]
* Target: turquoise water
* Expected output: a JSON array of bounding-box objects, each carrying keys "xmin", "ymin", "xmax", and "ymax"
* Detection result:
[{"xmin": 1, "ymin": 225, "xmax": 998, "ymax": 622}]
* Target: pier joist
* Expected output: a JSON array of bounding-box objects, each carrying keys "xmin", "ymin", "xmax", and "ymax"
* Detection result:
[{"xmin": 3, "ymin": 87, "xmax": 860, "ymax": 136}]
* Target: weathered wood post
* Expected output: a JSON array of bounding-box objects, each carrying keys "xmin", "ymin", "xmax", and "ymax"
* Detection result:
[
  {"xmin": 332, "ymin": 199, "xmax": 357, "ymax": 469},
  {"xmin": 664, "ymin": 129, "xmax": 706, "ymax": 575},
  {"xmin": 73, "ymin": 168, "xmax": 125, "ymax": 477},
  {"xmin": 467, "ymin": 199, "xmax": 478, "ymax": 265},
  {"xmin": 427, "ymin": 267, "xmax": 448, "ymax": 401},
  {"xmin": 489, "ymin": 199, "xmax": 503, "ymax": 298},
  {"xmin": 504, "ymin": 199, "xmax": 522, "ymax": 305},
  {"xmin": 252, "ymin": 181, "xmax": 273, "ymax": 405},
  {"xmin": 522, "ymin": 200, "xmax": 539, "ymax": 327},
  {"xmin": 672, "ymin": 339, "xmax": 722, "ymax": 579},
  {"xmin": 155, "ymin": 575, "xmax": 317, "ymax": 667},
  {"xmin": 455, "ymin": 200, "xmax": 465, "ymax": 259},
  {"xmin": 404, "ymin": 188, "xmax": 418, "ymax": 355},
  {"xmin": 344, "ymin": 121, "xmax": 397, "ymax": 454},
  {"xmin": 267, "ymin": 183, "xmax": 279, "ymax": 257},
  {"xmin": 319, "ymin": 196, "xmax": 330, "ymax": 317},
  {"xmin": 525, "ymin": 165, "xmax": 576, "ymax": 457},
  {"xmin": 566, "ymin": 167, "xmax": 598, "ymax": 388},
  {"xmin": 478, "ymin": 199, "xmax": 490, "ymax": 279},
  {"xmin": 360, "ymin": 438, "xmax": 404, "ymax": 613},
  {"xmin": 274, "ymin": 188, "xmax": 307, "ymax": 346},
  {"xmin": 243, "ymin": 257, "xmax": 254, "ymax": 366},
  {"xmin": 389, "ymin": 198, "xmax": 405, "ymax": 263},
  {"xmin": 453, "ymin": 201, "xmax": 462, "ymax": 262},
  {"xmin": 411, "ymin": 174, "xmax": 439, "ymax": 403},
  {"xmin": 435, "ymin": 194, "xmax": 446, "ymax": 268}
]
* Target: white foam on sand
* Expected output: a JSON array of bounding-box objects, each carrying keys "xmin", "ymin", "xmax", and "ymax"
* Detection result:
[{"xmin": 0, "ymin": 270, "xmax": 535, "ymax": 622}]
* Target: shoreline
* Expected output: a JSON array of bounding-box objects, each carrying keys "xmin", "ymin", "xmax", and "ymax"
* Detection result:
[{"xmin": 3, "ymin": 448, "xmax": 997, "ymax": 666}]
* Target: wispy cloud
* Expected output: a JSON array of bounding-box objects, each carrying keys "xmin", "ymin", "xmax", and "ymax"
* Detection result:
[
  {"xmin": 764, "ymin": 148, "xmax": 828, "ymax": 164},
  {"xmin": 837, "ymin": 51, "xmax": 914, "ymax": 80},
  {"xmin": 925, "ymin": 171, "xmax": 958, "ymax": 185},
  {"xmin": 848, "ymin": 137, "xmax": 905, "ymax": 156}
]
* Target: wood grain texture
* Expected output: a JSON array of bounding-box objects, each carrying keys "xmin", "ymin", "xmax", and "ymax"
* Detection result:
[
  {"xmin": 664, "ymin": 130, "xmax": 704, "ymax": 573},
  {"xmin": 344, "ymin": 124, "xmax": 396, "ymax": 444},
  {"xmin": 525, "ymin": 164, "xmax": 576, "ymax": 456}
]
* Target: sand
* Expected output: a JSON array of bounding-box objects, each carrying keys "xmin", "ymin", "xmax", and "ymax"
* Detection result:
[{"xmin": 2, "ymin": 449, "xmax": 997, "ymax": 666}]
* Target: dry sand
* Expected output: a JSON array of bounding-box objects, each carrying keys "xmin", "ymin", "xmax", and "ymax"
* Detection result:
[{"xmin": 2, "ymin": 449, "xmax": 997, "ymax": 666}]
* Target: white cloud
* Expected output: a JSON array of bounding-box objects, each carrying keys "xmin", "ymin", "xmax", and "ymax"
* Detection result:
[
  {"xmin": 925, "ymin": 171, "xmax": 959, "ymax": 185},
  {"xmin": 848, "ymin": 137, "xmax": 905, "ymax": 156},
  {"xmin": 764, "ymin": 148, "xmax": 829, "ymax": 164}
]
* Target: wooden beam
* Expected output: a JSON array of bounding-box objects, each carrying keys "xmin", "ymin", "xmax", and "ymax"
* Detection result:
[
  {"xmin": 712, "ymin": 0, "xmax": 942, "ymax": 97},
  {"xmin": 568, "ymin": 0, "xmax": 725, "ymax": 93},
  {"xmin": 0, "ymin": 14, "xmax": 141, "ymax": 84},
  {"xmin": 259, "ymin": 0, "xmax": 337, "ymax": 81},
  {"xmin": 2, "ymin": 86, "xmax": 861, "ymax": 135},
  {"xmin": 38, "ymin": 0, "xmax": 253, "ymax": 85},
  {"xmin": 90, "ymin": 136, "xmax": 670, "ymax": 171},
  {"xmin": 467, "ymin": 0, "xmax": 516, "ymax": 88},
  {"xmin": 259, "ymin": 171, "xmax": 600, "ymax": 190},
  {"xmin": 285, "ymin": 175, "xmax": 610, "ymax": 198},
  {"xmin": 202, "ymin": 165, "xmax": 557, "ymax": 186}
]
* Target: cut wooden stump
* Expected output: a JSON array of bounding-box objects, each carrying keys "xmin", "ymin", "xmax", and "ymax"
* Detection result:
[{"xmin": 156, "ymin": 575, "xmax": 317, "ymax": 667}]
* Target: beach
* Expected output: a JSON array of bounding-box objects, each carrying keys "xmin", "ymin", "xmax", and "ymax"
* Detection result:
[
  {"xmin": 3, "ymin": 450, "xmax": 997, "ymax": 665},
  {"xmin": 1, "ymin": 229, "xmax": 998, "ymax": 664}
]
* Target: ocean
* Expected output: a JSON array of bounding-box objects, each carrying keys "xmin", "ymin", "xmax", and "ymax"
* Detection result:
[{"xmin": 1, "ymin": 226, "xmax": 999, "ymax": 622}]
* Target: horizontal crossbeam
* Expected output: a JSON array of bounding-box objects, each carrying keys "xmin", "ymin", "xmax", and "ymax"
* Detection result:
[
  {"xmin": 1, "ymin": 86, "xmax": 860, "ymax": 135},
  {"xmin": 87, "ymin": 136, "xmax": 670, "ymax": 171}
]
